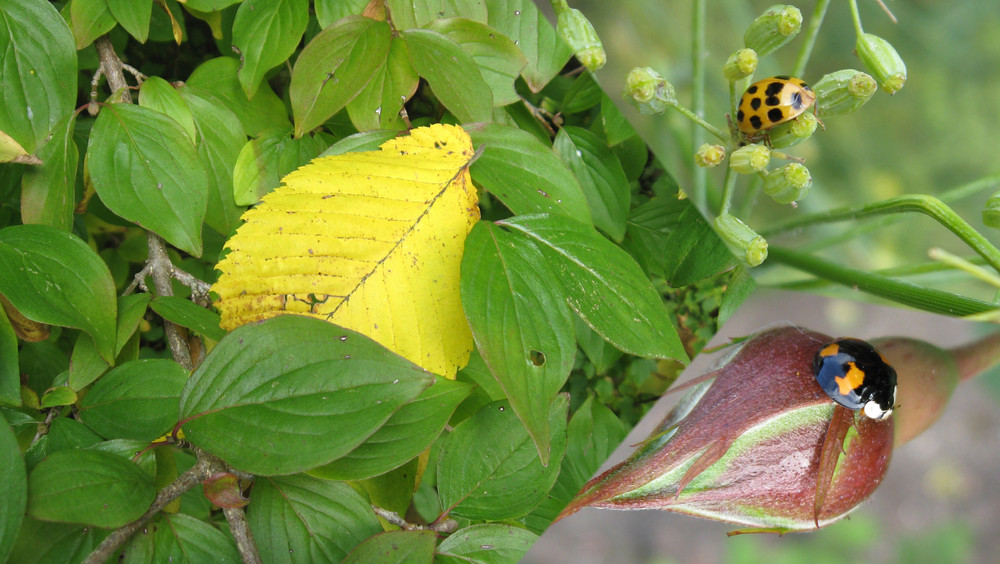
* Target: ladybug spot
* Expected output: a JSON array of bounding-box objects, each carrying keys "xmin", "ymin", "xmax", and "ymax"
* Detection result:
[
  {"xmin": 749, "ymin": 115, "xmax": 763, "ymax": 129},
  {"xmin": 749, "ymin": 97, "xmax": 762, "ymax": 110},
  {"xmin": 765, "ymin": 95, "xmax": 781, "ymax": 106},
  {"xmin": 736, "ymin": 109, "xmax": 745, "ymax": 122},
  {"xmin": 746, "ymin": 84, "xmax": 759, "ymax": 94},
  {"xmin": 765, "ymin": 82, "xmax": 785, "ymax": 96},
  {"xmin": 767, "ymin": 108, "xmax": 784, "ymax": 122}
]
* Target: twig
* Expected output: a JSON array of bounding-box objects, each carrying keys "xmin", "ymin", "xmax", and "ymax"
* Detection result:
[
  {"xmin": 81, "ymin": 454, "xmax": 218, "ymax": 564},
  {"xmin": 224, "ymin": 506, "xmax": 262, "ymax": 564},
  {"xmin": 371, "ymin": 506, "xmax": 457, "ymax": 533}
]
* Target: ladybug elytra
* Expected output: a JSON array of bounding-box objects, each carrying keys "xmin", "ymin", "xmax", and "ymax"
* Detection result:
[
  {"xmin": 736, "ymin": 75, "xmax": 816, "ymax": 136},
  {"xmin": 813, "ymin": 338, "xmax": 897, "ymax": 420}
]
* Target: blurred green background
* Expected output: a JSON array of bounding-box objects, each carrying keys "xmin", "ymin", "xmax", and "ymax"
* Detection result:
[{"xmin": 572, "ymin": 0, "xmax": 1000, "ymax": 304}]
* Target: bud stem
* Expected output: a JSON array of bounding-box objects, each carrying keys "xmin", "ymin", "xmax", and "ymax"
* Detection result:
[
  {"xmin": 928, "ymin": 247, "xmax": 1000, "ymax": 289},
  {"xmin": 848, "ymin": 0, "xmax": 865, "ymax": 36},
  {"xmin": 763, "ymin": 195, "xmax": 1000, "ymax": 275},
  {"xmin": 792, "ymin": 0, "xmax": 831, "ymax": 77},
  {"xmin": 669, "ymin": 101, "xmax": 728, "ymax": 143},
  {"xmin": 950, "ymin": 331, "xmax": 1000, "ymax": 383}
]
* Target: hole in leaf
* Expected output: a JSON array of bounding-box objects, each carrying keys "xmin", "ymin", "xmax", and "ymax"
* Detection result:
[{"xmin": 529, "ymin": 350, "xmax": 546, "ymax": 366}]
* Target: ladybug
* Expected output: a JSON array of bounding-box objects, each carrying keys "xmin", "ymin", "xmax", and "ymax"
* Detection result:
[
  {"xmin": 812, "ymin": 338, "xmax": 897, "ymax": 420},
  {"xmin": 736, "ymin": 75, "xmax": 817, "ymax": 137}
]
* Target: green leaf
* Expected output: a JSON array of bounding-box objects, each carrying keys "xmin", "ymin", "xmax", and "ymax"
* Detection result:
[
  {"xmin": 0, "ymin": 411, "xmax": 27, "ymax": 563},
  {"xmin": 342, "ymin": 530, "xmax": 437, "ymax": 564},
  {"xmin": 0, "ymin": 306, "xmax": 20, "ymax": 406},
  {"xmin": 107, "ymin": 0, "xmax": 153, "ymax": 43},
  {"xmin": 247, "ymin": 476, "xmax": 382, "ymax": 562},
  {"xmin": 233, "ymin": 0, "xmax": 309, "ymax": 99},
  {"xmin": 121, "ymin": 513, "xmax": 240, "ymax": 564},
  {"xmin": 117, "ymin": 293, "xmax": 151, "ymax": 355},
  {"xmin": 600, "ymin": 95, "xmax": 638, "ymax": 146},
  {"xmin": 622, "ymin": 197, "xmax": 688, "ymax": 277},
  {"xmin": 79, "ymin": 359, "xmax": 186, "ymax": 441},
  {"xmin": 187, "ymin": 57, "xmax": 290, "ymax": 137},
  {"xmin": 499, "ymin": 214, "xmax": 688, "ymax": 362},
  {"xmin": 0, "ymin": 0, "xmax": 77, "ymax": 153},
  {"xmin": 719, "ymin": 266, "xmax": 755, "ymax": 326},
  {"xmin": 70, "ymin": 0, "xmax": 117, "ymax": 49},
  {"xmin": 553, "ymin": 126, "xmax": 630, "ymax": 242},
  {"xmin": 574, "ymin": 317, "xmax": 623, "ymax": 374},
  {"xmin": 150, "ymin": 296, "xmax": 225, "ymax": 342},
  {"xmin": 466, "ymin": 123, "xmax": 591, "ymax": 223},
  {"xmin": 438, "ymin": 397, "xmax": 568, "ymax": 521},
  {"xmin": 436, "ymin": 524, "xmax": 539, "ymax": 564},
  {"xmin": 46, "ymin": 417, "xmax": 103, "ymax": 455},
  {"xmin": 20, "ymin": 113, "xmax": 78, "ymax": 231},
  {"xmin": 426, "ymin": 18, "xmax": 527, "ymax": 106},
  {"xmin": 232, "ymin": 128, "xmax": 326, "ymax": 205},
  {"xmin": 87, "ymin": 104, "xmax": 208, "ymax": 256},
  {"xmin": 309, "ymin": 377, "xmax": 472, "ymax": 480},
  {"xmin": 663, "ymin": 205, "xmax": 735, "ymax": 286},
  {"xmin": 27, "ymin": 449, "xmax": 155, "ymax": 528},
  {"xmin": 320, "ymin": 129, "xmax": 400, "ymax": 157},
  {"xmin": 178, "ymin": 315, "xmax": 433, "ymax": 475},
  {"xmin": 290, "ymin": 16, "xmax": 392, "ymax": 137},
  {"xmin": 315, "ymin": 0, "xmax": 370, "ymax": 29},
  {"xmin": 461, "ymin": 222, "xmax": 575, "ymax": 465},
  {"xmin": 0, "ymin": 225, "xmax": 117, "ymax": 362},
  {"xmin": 178, "ymin": 86, "xmax": 247, "ymax": 235},
  {"xmin": 346, "ymin": 38, "xmax": 419, "ymax": 131},
  {"xmin": 39, "ymin": 386, "xmax": 76, "ymax": 408},
  {"xmin": 560, "ymin": 396, "xmax": 628, "ymax": 496},
  {"xmin": 386, "ymin": 0, "xmax": 488, "ymax": 29},
  {"xmin": 8, "ymin": 518, "xmax": 106, "ymax": 564},
  {"xmin": 402, "ymin": 29, "xmax": 493, "ymax": 123},
  {"xmin": 484, "ymin": 0, "xmax": 572, "ymax": 92},
  {"xmin": 138, "ymin": 76, "xmax": 196, "ymax": 142}
]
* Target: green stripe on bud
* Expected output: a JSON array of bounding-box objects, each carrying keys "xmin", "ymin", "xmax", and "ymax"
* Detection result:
[
  {"xmin": 715, "ymin": 213, "xmax": 768, "ymax": 266},
  {"xmin": 624, "ymin": 67, "xmax": 676, "ymax": 115},
  {"xmin": 744, "ymin": 5, "xmax": 802, "ymax": 57},
  {"xmin": 856, "ymin": 33, "xmax": 906, "ymax": 94},
  {"xmin": 814, "ymin": 69, "xmax": 877, "ymax": 115},
  {"xmin": 764, "ymin": 163, "xmax": 812, "ymax": 204},
  {"xmin": 729, "ymin": 143, "xmax": 770, "ymax": 174},
  {"xmin": 768, "ymin": 112, "xmax": 819, "ymax": 149},
  {"xmin": 723, "ymin": 48, "xmax": 758, "ymax": 81},
  {"xmin": 695, "ymin": 144, "xmax": 726, "ymax": 168},
  {"xmin": 556, "ymin": 7, "xmax": 607, "ymax": 71},
  {"xmin": 983, "ymin": 190, "xmax": 1000, "ymax": 229}
]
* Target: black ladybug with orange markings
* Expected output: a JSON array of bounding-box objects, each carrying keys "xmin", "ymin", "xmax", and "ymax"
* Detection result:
[{"xmin": 813, "ymin": 338, "xmax": 897, "ymax": 420}]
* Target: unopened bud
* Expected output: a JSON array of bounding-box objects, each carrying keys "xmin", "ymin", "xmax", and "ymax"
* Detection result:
[
  {"xmin": 557, "ymin": 7, "xmax": 607, "ymax": 71},
  {"xmin": 856, "ymin": 33, "xmax": 906, "ymax": 94},
  {"xmin": 723, "ymin": 49, "xmax": 758, "ymax": 81},
  {"xmin": 624, "ymin": 67, "xmax": 676, "ymax": 115},
  {"xmin": 764, "ymin": 163, "xmax": 812, "ymax": 204},
  {"xmin": 714, "ymin": 213, "xmax": 767, "ymax": 266},
  {"xmin": 814, "ymin": 69, "xmax": 877, "ymax": 115},
  {"xmin": 729, "ymin": 143, "xmax": 770, "ymax": 174},
  {"xmin": 695, "ymin": 143, "xmax": 726, "ymax": 168},
  {"xmin": 744, "ymin": 5, "xmax": 802, "ymax": 58},
  {"xmin": 768, "ymin": 111, "xmax": 819, "ymax": 149}
]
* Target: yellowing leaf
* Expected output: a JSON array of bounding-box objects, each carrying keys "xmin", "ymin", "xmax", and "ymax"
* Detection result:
[{"xmin": 213, "ymin": 124, "xmax": 479, "ymax": 378}]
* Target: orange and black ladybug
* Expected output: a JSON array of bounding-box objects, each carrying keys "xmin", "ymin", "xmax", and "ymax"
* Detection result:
[
  {"xmin": 736, "ymin": 75, "xmax": 817, "ymax": 137},
  {"xmin": 813, "ymin": 338, "xmax": 897, "ymax": 420}
]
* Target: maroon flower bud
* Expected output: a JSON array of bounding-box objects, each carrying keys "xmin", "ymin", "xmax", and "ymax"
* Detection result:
[{"xmin": 559, "ymin": 326, "xmax": 895, "ymax": 531}]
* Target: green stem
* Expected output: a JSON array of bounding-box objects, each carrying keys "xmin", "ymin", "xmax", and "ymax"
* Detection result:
[
  {"xmin": 767, "ymin": 246, "xmax": 997, "ymax": 317},
  {"xmin": 928, "ymin": 247, "xmax": 1000, "ymax": 289},
  {"xmin": 719, "ymin": 165, "xmax": 738, "ymax": 216},
  {"xmin": 762, "ymin": 194, "xmax": 1000, "ymax": 274},
  {"xmin": 691, "ymin": 0, "xmax": 707, "ymax": 210},
  {"xmin": 793, "ymin": 0, "xmax": 830, "ymax": 77},
  {"xmin": 848, "ymin": 0, "xmax": 864, "ymax": 35},
  {"xmin": 549, "ymin": 0, "xmax": 570, "ymax": 13},
  {"xmin": 670, "ymin": 101, "xmax": 728, "ymax": 142}
]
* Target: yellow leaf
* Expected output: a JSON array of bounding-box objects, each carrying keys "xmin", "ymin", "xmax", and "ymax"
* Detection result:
[{"xmin": 213, "ymin": 124, "xmax": 479, "ymax": 378}]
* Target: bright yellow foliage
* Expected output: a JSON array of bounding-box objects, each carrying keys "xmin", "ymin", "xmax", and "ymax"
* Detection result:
[{"xmin": 213, "ymin": 124, "xmax": 479, "ymax": 378}]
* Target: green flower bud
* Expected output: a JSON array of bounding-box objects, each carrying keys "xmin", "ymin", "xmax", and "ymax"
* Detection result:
[
  {"xmin": 723, "ymin": 48, "xmax": 758, "ymax": 81},
  {"xmin": 557, "ymin": 7, "xmax": 607, "ymax": 72},
  {"xmin": 764, "ymin": 163, "xmax": 812, "ymax": 204},
  {"xmin": 856, "ymin": 33, "xmax": 906, "ymax": 94},
  {"xmin": 767, "ymin": 111, "xmax": 819, "ymax": 149},
  {"xmin": 814, "ymin": 69, "xmax": 877, "ymax": 116},
  {"xmin": 624, "ymin": 67, "xmax": 676, "ymax": 115},
  {"xmin": 694, "ymin": 143, "xmax": 726, "ymax": 168},
  {"xmin": 561, "ymin": 326, "xmax": 894, "ymax": 530},
  {"xmin": 983, "ymin": 190, "xmax": 1000, "ymax": 229},
  {"xmin": 744, "ymin": 5, "xmax": 802, "ymax": 58},
  {"xmin": 714, "ymin": 213, "xmax": 767, "ymax": 266},
  {"xmin": 729, "ymin": 143, "xmax": 770, "ymax": 174}
]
